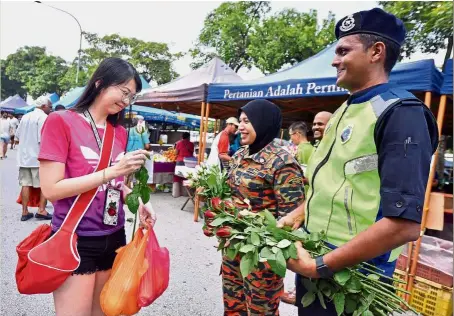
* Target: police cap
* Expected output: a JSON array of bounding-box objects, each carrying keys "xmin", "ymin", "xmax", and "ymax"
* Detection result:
[{"xmin": 335, "ymin": 8, "xmax": 406, "ymax": 46}]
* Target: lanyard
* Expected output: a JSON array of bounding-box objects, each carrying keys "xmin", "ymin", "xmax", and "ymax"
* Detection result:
[
  {"xmin": 83, "ymin": 111, "xmax": 114, "ymax": 175},
  {"xmin": 83, "ymin": 110, "xmax": 103, "ymax": 150}
]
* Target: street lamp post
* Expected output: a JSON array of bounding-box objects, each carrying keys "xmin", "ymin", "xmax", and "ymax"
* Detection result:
[{"xmin": 34, "ymin": 1, "xmax": 83, "ymax": 85}]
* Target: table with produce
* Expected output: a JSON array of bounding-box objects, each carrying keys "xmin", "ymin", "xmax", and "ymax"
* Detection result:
[{"xmin": 144, "ymin": 148, "xmax": 177, "ymax": 185}]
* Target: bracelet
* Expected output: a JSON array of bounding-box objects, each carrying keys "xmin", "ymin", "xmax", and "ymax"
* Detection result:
[{"xmin": 102, "ymin": 169, "xmax": 107, "ymax": 184}]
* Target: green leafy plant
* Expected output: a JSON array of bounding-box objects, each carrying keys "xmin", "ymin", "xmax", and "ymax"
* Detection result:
[
  {"xmin": 125, "ymin": 158, "xmax": 152, "ymax": 238},
  {"xmin": 125, "ymin": 166, "xmax": 151, "ymax": 214},
  {"xmin": 194, "ymin": 166, "xmax": 417, "ymax": 315}
]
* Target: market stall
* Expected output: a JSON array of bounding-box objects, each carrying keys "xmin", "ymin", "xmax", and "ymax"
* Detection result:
[
  {"xmin": 405, "ymin": 59, "xmax": 454, "ymax": 302},
  {"xmin": 135, "ymin": 57, "xmax": 244, "ymax": 166},
  {"xmin": 207, "ymin": 42, "xmax": 444, "ymax": 126},
  {"xmin": 144, "ymin": 148, "xmax": 178, "ymax": 187},
  {"xmin": 13, "ymin": 93, "xmax": 60, "ymax": 114},
  {"xmin": 1, "ymin": 95, "xmax": 28, "ymax": 113},
  {"xmin": 135, "ymin": 58, "xmax": 244, "ymax": 220}
]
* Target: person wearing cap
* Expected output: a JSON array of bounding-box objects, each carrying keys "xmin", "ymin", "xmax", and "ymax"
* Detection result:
[
  {"xmin": 206, "ymin": 117, "xmax": 239, "ymax": 171},
  {"xmin": 278, "ymin": 8, "xmax": 439, "ymax": 315},
  {"xmin": 15, "ymin": 95, "xmax": 53, "ymax": 221}
]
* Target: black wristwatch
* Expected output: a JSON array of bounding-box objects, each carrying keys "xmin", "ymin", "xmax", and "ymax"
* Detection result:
[{"xmin": 315, "ymin": 256, "xmax": 334, "ymax": 278}]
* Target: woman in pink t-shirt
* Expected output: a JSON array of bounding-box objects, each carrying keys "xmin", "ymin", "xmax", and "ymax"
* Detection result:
[{"xmin": 39, "ymin": 58, "xmax": 156, "ymax": 316}]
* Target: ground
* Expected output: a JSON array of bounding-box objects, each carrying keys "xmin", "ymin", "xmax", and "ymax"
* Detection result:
[{"xmin": 0, "ymin": 148, "xmax": 298, "ymax": 316}]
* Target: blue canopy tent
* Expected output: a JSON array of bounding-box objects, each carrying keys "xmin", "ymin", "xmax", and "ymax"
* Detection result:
[
  {"xmin": 207, "ymin": 43, "xmax": 443, "ymax": 125},
  {"xmin": 441, "ymin": 59, "xmax": 453, "ymax": 96},
  {"xmin": 14, "ymin": 93, "xmax": 60, "ymax": 114},
  {"xmin": 140, "ymin": 76, "xmax": 151, "ymax": 89},
  {"xmin": 53, "ymin": 76, "xmax": 150, "ymax": 110},
  {"xmin": 14, "ymin": 104, "xmax": 35, "ymax": 115},
  {"xmin": 53, "ymin": 87, "xmax": 85, "ymax": 110},
  {"xmin": 129, "ymin": 105, "xmax": 200, "ymax": 128},
  {"xmin": 437, "ymin": 58, "xmax": 453, "ymax": 135},
  {"xmin": 1, "ymin": 95, "xmax": 29, "ymax": 113}
]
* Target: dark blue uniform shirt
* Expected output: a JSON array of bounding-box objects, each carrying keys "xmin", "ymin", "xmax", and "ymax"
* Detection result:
[{"xmin": 347, "ymin": 83, "xmax": 439, "ymax": 224}]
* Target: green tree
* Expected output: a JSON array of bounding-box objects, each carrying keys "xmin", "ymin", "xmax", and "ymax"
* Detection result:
[
  {"xmin": 1, "ymin": 60, "xmax": 27, "ymax": 100},
  {"xmin": 380, "ymin": 1, "xmax": 453, "ymax": 67},
  {"xmin": 190, "ymin": 1, "xmax": 271, "ymax": 72},
  {"xmin": 81, "ymin": 33, "xmax": 180, "ymax": 85},
  {"xmin": 249, "ymin": 9, "xmax": 336, "ymax": 74},
  {"xmin": 4, "ymin": 46, "xmax": 69, "ymax": 98}
]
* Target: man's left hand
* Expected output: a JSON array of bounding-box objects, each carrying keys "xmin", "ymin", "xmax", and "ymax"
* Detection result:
[{"xmin": 287, "ymin": 241, "xmax": 319, "ymax": 279}]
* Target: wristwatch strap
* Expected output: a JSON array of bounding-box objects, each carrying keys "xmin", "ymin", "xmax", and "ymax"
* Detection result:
[{"xmin": 315, "ymin": 256, "xmax": 334, "ymax": 278}]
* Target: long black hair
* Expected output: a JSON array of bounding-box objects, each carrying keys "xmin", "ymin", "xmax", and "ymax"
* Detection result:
[{"xmin": 72, "ymin": 57, "xmax": 142, "ymax": 126}]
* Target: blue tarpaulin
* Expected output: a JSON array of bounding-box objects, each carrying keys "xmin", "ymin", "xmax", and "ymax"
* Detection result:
[
  {"xmin": 208, "ymin": 43, "xmax": 443, "ymax": 102},
  {"xmin": 441, "ymin": 59, "xmax": 453, "ymax": 95},
  {"xmin": 129, "ymin": 105, "xmax": 200, "ymax": 128},
  {"xmin": 53, "ymin": 76, "xmax": 149, "ymax": 110},
  {"xmin": 54, "ymin": 87, "xmax": 85, "ymax": 109},
  {"xmin": 14, "ymin": 93, "xmax": 60, "ymax": 114},
  {"xmin": 14, "ymin": 104, "xmax": 35, "ymax": 115},
  {"xmin": 1, "ymin": 95, "xmax": 28, "ymax": 113}
]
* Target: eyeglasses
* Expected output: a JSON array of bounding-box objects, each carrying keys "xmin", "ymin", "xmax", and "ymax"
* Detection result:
[
  {"xmin": 289, "ymin": 131, "xmax": 300, "ymax": 136},
  {"xmin": 117, "ymin": 86, "xmax": 138, "ymax": 105}
]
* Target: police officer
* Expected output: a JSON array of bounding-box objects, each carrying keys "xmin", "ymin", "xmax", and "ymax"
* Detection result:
[{"xmin": 278, "ymin": 8, "xmax": 439, "ymax": 315}]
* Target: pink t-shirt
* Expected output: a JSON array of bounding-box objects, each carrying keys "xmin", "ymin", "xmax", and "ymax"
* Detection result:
[{"xmin": 38, "ymin": 111, "xmax": 127, "ymax": 236}]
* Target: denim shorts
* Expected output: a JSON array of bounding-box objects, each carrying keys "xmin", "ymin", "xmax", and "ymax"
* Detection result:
[{"xmin": 51, "ymin": 227, "xmax": 126, "ymax": 275}]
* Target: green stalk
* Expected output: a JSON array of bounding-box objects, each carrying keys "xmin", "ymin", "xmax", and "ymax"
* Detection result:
[
  {"xmin": 357, "ymin": 266, "xmax": 407, "ymax": 284},
  {"xmin": 359, "ymin": 273, "xmax": 411, "ymax": 295},
  {"xmin": 372, "ymin": 292, "xmax": 404, "ymax": 311},
  {"xmin": 353, "ymin": 270, "xmax": 409, "ymax": 292},
  {"xmin": 362, "ymin": 283, "xmax": 415, "ymax": 312},
  {"xmin": 132, "ymin": 209, "xmax": 138, "ymax": 240}
]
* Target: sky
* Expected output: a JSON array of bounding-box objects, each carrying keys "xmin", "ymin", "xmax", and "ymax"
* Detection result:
[{"xmin": 0, "ymin": 0, "xmax": 448, "ymax": 85}]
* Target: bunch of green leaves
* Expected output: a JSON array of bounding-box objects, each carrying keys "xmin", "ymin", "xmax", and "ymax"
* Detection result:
[
  {"xmin": 297, "ymin": 240, "xmax": 415, "ymax": 316},
  {"xmin": 125, "ymin": 166, "xmax": 152, "ymax": 214},
  {"xmin": 187, "ymin": 164, "xmax": 231, "ymax": 199},
  {"xmin": 206, "ymin": 203, "xmax": 416, "ymax": 316}
]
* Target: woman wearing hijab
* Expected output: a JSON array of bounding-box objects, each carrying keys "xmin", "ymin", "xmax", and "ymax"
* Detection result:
[{"xmin": 221, "ymin": 99, "xmax": 305, "ymax": 315}]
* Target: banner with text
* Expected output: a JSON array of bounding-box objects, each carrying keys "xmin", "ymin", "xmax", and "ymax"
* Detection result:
[{"xmin": 208, "ymin": 78, "xmax": 349, "ymax": 102}]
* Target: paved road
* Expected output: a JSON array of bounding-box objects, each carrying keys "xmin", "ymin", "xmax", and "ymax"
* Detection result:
[{"xmin": 0, "ymin": 148, "xmax": 297, "ymax": 316}]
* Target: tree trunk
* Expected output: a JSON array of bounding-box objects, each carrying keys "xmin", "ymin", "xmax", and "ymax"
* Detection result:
[
  {"xmin": 234, "ymin": 62, "xmax": 244, "ymax": 73},
  {"xmin": 443, "ymin": 36, "xmax": 453, "ymax": 70}
]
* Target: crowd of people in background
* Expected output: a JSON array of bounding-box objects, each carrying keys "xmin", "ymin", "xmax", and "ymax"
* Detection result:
[{"xmin": 0, "ymin": 111, "xmax": 20, "ymax": 159}]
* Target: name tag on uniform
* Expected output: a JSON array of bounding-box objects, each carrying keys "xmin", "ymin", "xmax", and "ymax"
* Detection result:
[{"xmin": 103, "ymin": 186, "xmax": 120, "ymax": 226}]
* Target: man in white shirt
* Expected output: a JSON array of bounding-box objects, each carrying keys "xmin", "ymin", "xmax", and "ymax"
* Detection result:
[
  {"xmin": 15, "ymin": 96, "xmax": 52, "ymax": 221},
  {"xmin": 0, "ymin": 111, "xmax": 11, "ymax": 159},
  {"xmin": 8, "ymin": 113, "xmax": 19, "ymax": 149}
]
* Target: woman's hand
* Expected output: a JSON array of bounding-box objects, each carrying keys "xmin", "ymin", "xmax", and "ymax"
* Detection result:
[
  {"xmin": 138, "ymin": 197, "xmax": 157, "ymax": 228},
  {"xmin": 277, "ymin": 213, "xmax": 305, "ymax": 231},
  {"xmin": 108, "ymin": 149, "xmax": 149, "ymax": 179}
]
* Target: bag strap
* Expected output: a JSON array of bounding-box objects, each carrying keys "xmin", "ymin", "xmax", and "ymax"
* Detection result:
[{"xmin": 58, "ymin": 122, "xmax": 115, "ymax": 233}]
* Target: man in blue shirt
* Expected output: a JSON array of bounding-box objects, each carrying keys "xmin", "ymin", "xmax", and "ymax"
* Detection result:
[{"xmin": 279, "ymin": 8, "xmax": 438, "ymax": 315}]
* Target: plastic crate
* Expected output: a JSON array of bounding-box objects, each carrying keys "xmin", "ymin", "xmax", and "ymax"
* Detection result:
[
  {"xmin": 394, "ymin": 269, "xmax": 453, "ymax": 316},
  {"xmin": 396, "ymin": 254, "xmax": 453, "ymax": 287}
]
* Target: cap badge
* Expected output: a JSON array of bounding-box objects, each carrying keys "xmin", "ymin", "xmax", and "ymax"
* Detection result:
[{"xmin": 340, "ymin": 15, "xmax": 355, "ymax": 32}]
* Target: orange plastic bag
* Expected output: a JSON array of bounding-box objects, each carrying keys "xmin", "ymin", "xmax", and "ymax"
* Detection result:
[
  {"xmin": 100, "ymin": 228, "xmax": 149, "ymax": 316},
  {"xmin": 138, "ymin": 226, "xmax": 170, "ymax": 307}
]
